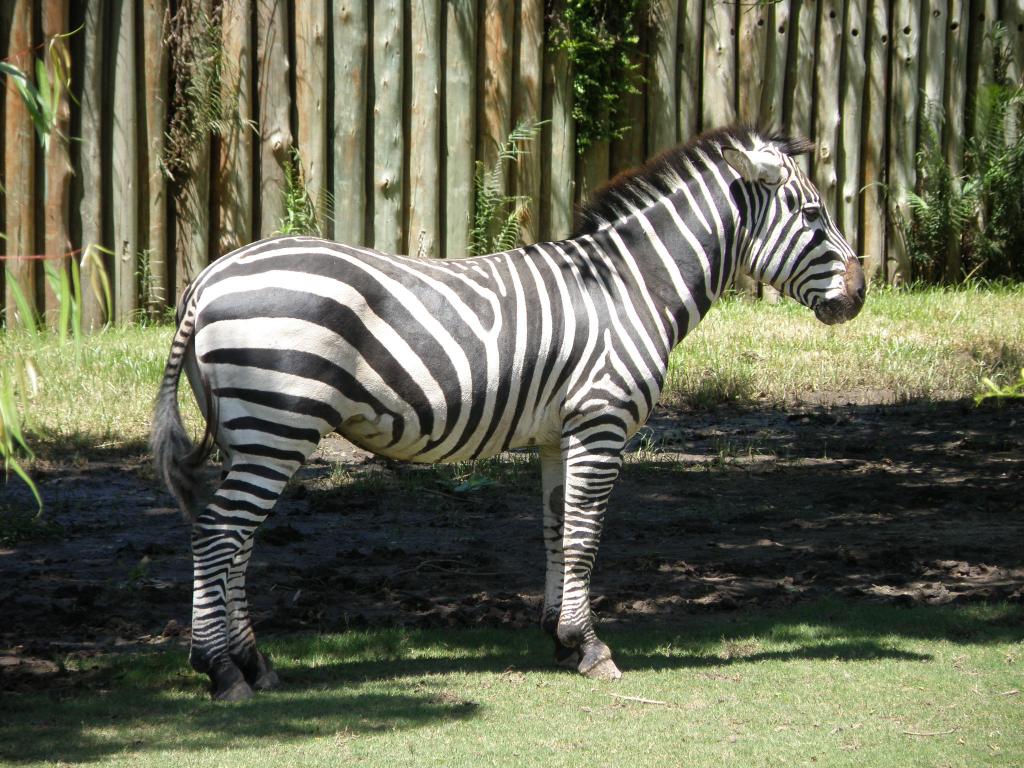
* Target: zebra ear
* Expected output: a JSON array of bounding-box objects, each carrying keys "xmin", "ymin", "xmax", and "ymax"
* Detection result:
[{"xmin": 722, "ymin": 147, "xmax": 785, "ymax": 186}]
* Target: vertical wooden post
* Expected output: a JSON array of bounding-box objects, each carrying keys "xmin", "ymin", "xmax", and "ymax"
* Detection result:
[
  {"xmin": 371, "ymin": 0, "xmax": 403, "ymax": 253},
  {"xmin": 408, "ymin": 0, "xmax": 441, "ymax": 257},
  {"xmin": 677, "ymin": 0, "xmax": 702, "ymax": 139},
  {"xmin": 256, "ymin": 0, "xmax": 291, "ymax": 238},
  {"xmin": 943, "ymin": 0, "xmax": 969, "ymax": 282},
  {"xmin": 839, "ymin": 0, "xmax": 867, "ymax": 254},
  {"xmin": 219, "ymin": 0, "xmax": 254, "ymax": 255},
  {"xmin": 111, "ymin": 0, "xmax": 138, "ymax": 322},
  {"xmin": 142, "ymin": 0, "xmax": 169, "ymax": 310},
  {"xmin": 610, "ymin": 52, "xmax": 645, "ymax": 174},
  {"xmin": 760, "ymin": 0, "xmax": 791, "ymax": 132},
  {"xmin": 444, "ymin": 0, "xmax": 477, "ymax": 257},
  {"xmin": 512, "ymin": 0, "xmax": 544, "ymax": 246},
  {"xmin": 42, "ymin": 0, "xmax": 73, "ymax": 325},
  {"xmin": 176, "ymin": 1, "xmax": 213, "ymax": 297},
  {"xmin": 295, "ymin": 0, "xmax": 328, "ymax": 231},
  {"xmin": 814, "ymin": 0, "xmax": 842, "ymax": 221},
  {"xmin": 920, "ymin": 1, "xmax": 947, "ymax": 115},
  {"xmin": 737, "ymin": 0, "xmax": 768, "ymax": 126},
  {"xmin": 787, "ymin": 0, "xmax": 817, "ymax": 175},
  {"xmin": 77, "ymin": 0, "xmax": 107, "ymax": 328},
  {"xmin": 334, "ymin": 0, "xmax": 368, "ymax": 245},
  {"xmin": 862, "ymin": 0, "xmax": 890, "ymax": 286},
  {"xmin": 1005, "ymin": 4, "xmax": 1024, "ymax": 99},
  {"xmin": 478, "ymin": 0, "xmax": 513, "ymax": 177},
  {"xmin": 647, "ymin": 0, "xmax": 678, "ymax": 154},
  {"xmin": 3, "ymin": 0, "xmax": 35, "ymax": 327},
  {"xmin": 576, "ymin": 136, "xmax": 609, "ymax": 204},
  {"xmin": 888, "ymin": 0, "xmax": 920, "ymax": 284},
  {"xmin": 702, "ymin": 0, "xmax": 737, "ymax": 130},
  {"xmin": 966, "ymin": 1, "xmax": 998, "ymax": 141},
  {"xmin": 541, "ymin": 0, "xmax": 574, "ymax": 240}
]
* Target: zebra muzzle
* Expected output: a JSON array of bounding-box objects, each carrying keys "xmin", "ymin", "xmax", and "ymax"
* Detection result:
[{"xmin": 813, "ymin": 257, "xmax": 866, "ymax": 326}]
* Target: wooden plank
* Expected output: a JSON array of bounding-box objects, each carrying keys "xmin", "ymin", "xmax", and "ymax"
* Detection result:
[
  {"xmin": 702, "ymin": 0, "xmax": 736, "ymax": 130},
  {"xmin": 888, "ymin": 0, "xmax": 920, "ymax": 284},
  {"xmin": 512, "ymin": 0, "xmax": 544, "ymax": 245},
  {"xmin": 142, "ymin": 0, "xmax": 168, "ymax": 312},
  {"xmin": 677, "ymin": 0, "xmax": 702, "ymax": 138},
  {"xmin": 3, "ymin": 0, "xmax": 35, "ymax": 327},
  {"xmin": 77, "ymin": 0, "xmax": 106, "ymax": 328},
  {"xmin": 444, "ymin": 0, "xmax": 477, "ymax": 257},
  {"xmin": 966, "ymin": 0, "xmax": 998, "ymax": 140},
  {"xmin": 647, "ymin": 0, "xmax": 678, "ymax": 154},
  {"xmin": 541, "ymin": 0, "xmax": 574, "ymax": 240},
  {"xmin": 577, "ymin": 137, "xmax": 610, "ymax": 206},
  {"xmin": 920, "ymin": 1, "xmax": 947, "ymax": 115},
  {"xmin": 1004, "ymin": 2, "xmax": 1023, "ymax": 142},
  {"xmin": 175, "ymin": 2, "xmax": 212, "ymax": 296},
  {"xmin": 760, "ymin": 0, "xmax": 792, "ymax": 132},
  {"xmin": 333, "ymin": 0, "xmax": 368, "ymax": 245},
  {"xmin": 862, "ymin": 0, "xmax": 890, "ymax": 285},
  {"xmin": 256, "ymin": 0, "xmax": 291, "ymax": 238},
  {"xmin": 371, "ymin": 0, "xmax": 403, "ymax": 253},
  {"xmin": 218, "ymin": 0, "xmax": 253, "ymax": 254},
  {"xmin": 478, "ymin": 0, "xmax": 513, "ymax": 180},
  {"xmin": 41, "ymin": 0, "xmax": 73, "ymax": 325},
  {"xmin": 839, "ymin": 0, "xmax": 867, "ymax": 254},
  {"xmin": 610, "ymin": 50, "xmax": 645, "ymax": 173},
  {"xmin": 295, "ymin": 0, "xmax": 328, "ymax": 231},
  {"xmin": 408, "ymin": 0, "xmax": 440, "ymax": 257},
  {"xmin": 737, "ymin": 0, "xmax": 768, "ymax": 126},
  {"xmin": 814, "ymin": 0, "xmax": 842, "ymax": 220},
  {"xmin": 943, "ymin": 0, "xmax": 969, "ymax": 282},
  {"xmin": 787, "ymin": 0, "xmax": 817, "ymax": 174},
  {"xmin": 111, "ymin": 0, "xmax": 138, "ymax": 322}
]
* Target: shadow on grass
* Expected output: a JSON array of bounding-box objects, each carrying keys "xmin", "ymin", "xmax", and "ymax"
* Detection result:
[{"xmin": 2, "ymin": 598, "xmax": 1020, "ymax": 764}]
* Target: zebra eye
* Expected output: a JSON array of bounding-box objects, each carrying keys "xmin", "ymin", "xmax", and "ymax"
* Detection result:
[{"xmin": 802, "ymin": 204, "xmax": 822, "ymax": 222}]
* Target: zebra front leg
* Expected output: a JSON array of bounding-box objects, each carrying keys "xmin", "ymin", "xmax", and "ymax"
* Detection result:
[
  {"xmin": 226, "ymin": 536, "xmax": 279, "ymax": 691},
  {"xmin": 555, "ymin": 435, "xmax": 624, "ymax": 680},
  {"xmin": 539, "ymin": 445, "xmax": 578, "ymax": 668},
  {"xmin": 190, "ymin": 461, "xmax": 291, "ymax": 700}
]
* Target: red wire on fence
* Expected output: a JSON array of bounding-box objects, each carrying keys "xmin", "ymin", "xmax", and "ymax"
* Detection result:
[{"xmin": 0, "ymin": 249, "xmax": 82, "ymax": 262}]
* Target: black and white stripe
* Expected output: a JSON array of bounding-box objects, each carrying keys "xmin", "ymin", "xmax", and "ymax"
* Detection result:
[{"xmin": 153, "ymin": 125, "xmax": 864, "ymax": 699}]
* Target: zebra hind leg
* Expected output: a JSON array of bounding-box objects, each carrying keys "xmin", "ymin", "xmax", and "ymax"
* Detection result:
[
  {"xmin": 539, "ymin": 446, "xmax": 578, "ymax": 668},
  {"xmin": 226, "ymin": 536, "xmax": 280, "ymax": 690},
  {"xmin": 553, "ymin": 434, "xmax": 624, "ymax": 681},
  {"xmin": 189, "ymin": 458, "xmax": 296, "ymax": 700}
]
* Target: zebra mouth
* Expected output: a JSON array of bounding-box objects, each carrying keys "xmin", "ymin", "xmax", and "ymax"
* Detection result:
[{"xmin": 813, "ymin": 258, "xmax": 866, "ymax": 325}]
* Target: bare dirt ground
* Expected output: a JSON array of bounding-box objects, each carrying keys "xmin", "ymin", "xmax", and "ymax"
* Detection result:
[{"xmin": 1, "ymin": 396, "xmax": 1022, "ymax": 690}]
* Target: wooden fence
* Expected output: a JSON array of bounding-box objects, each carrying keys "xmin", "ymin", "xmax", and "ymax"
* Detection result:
[{"xmin": 1, "ymin": 0, "xmax": 1023, "ymax": 325}]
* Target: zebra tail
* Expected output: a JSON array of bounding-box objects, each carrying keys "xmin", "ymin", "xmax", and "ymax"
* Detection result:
[{"xmin": 150, "ymin": 300, "xmax": 217, "ymax": 523}]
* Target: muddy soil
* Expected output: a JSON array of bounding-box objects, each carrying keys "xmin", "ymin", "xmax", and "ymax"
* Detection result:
[{"xmin": 1, "ymin": 397, "xmax": 1022, "ymax": 689}]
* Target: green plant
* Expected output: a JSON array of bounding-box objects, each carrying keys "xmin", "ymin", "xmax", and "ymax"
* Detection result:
[
  {"xmin": 0, "ymin": 30, "xmax": 74, "ymax": 153},
  {"xmin": 975, "ymin": 368, "xmax": 1024, "ymax": 404},
  {"xmin": 277, "ymin": 148, "xmax": 323, "ymax": 237},
  {"xmin": 546, "ymin": 0, "xmax": 646, "ymax": 154},
  {"xmin": 469, "ymin": 121, "xmax": 543, "ymax": 256},
  {"xmin": 899, "ymin": 23, "xmax": 1024, "ymax": 283}
]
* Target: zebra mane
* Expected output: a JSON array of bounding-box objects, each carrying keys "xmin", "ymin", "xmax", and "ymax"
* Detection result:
[{"xmin": 573, "ymin": 125, "xmax": 814, "ymax": 236}]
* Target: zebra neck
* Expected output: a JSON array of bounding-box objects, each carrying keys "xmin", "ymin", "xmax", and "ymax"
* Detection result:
[{"xmin": 594, "ymin": 180, "xmax": 742, "ymax": 348}]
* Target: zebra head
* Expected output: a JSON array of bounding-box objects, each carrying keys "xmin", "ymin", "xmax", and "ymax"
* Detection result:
[{"xmin": 722, "ymin": 137, "xmax": 866, "ymax": 325}]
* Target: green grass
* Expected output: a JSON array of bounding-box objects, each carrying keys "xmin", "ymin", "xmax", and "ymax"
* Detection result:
[
  {"xmin": 1, "ymin": 285, "xmax": 1020, "ymax": 466},
  {"xmin": 666, "ymin": 283, "xmax": 1024, "ymax": 406},
  {"xmin": 1, "ymin": 600, "xmax": 1021, "ymax": 767}
]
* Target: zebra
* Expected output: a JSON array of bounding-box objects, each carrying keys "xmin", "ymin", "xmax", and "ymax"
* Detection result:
[{"xmin": 152, "ymin": 126, "xmax": 865, "ymax": 700}]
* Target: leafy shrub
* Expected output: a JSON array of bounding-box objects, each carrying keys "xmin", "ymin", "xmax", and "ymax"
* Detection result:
[{"xmin": 546, "ymin": 0, "xmax": 646, "ymax": 154}]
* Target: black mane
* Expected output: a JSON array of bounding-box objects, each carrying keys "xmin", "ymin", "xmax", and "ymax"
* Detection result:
[{"xmin": 573, "ymin": 125, "xmax": 814, "ymax": 236}]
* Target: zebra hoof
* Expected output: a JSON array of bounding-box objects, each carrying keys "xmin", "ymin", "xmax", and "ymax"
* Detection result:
[
  {"xmin": 244, "ymin": 650, "xmax": 281, "ymax": 691},
  {"xmin": 581, "ymin": 657, "xmax": 622, "ymax": 681},
  {"xmin": 214, "ymin": 677, "xmax": 255, "ymax": 702},
  {"xmin": 554, "ymin": 646, "xmax": 581, "ymax": 669}
]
